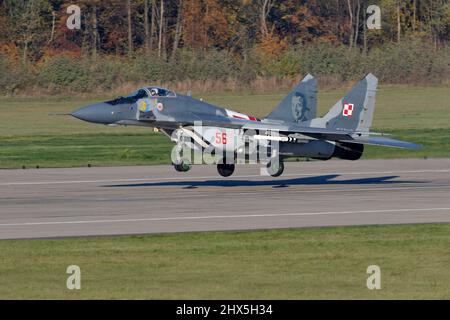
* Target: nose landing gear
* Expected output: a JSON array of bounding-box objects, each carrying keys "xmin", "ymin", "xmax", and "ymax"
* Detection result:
[
  {"xmin": 173, "ymin": 162, "xmax": 191, "ymax": 172},
  {"xmin": 265, "ymin": 159, "xmax": 284, "ymax": 177},
  {"xmin": 172, "ymin": 142, "xmax": 192, "ymax": 172}
]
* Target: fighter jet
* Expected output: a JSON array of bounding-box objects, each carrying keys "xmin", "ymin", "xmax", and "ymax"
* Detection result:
[{"xmin": 71, "ymin": 73, "xmax": 420, "ymax": 177}]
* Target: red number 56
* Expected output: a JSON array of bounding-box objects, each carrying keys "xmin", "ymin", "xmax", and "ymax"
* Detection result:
[{"xmin": 215, "ymin": 132, "xmax": 227, "ymax": 144}]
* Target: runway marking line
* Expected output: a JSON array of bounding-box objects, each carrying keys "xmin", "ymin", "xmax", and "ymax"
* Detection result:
[
  {"xmin": 0, "ymin": 207, "xmax": 449, "ymax": 227},
  {"xmin": 0, "ymin": 169, "xmax": 449, "ymax": 186},
  {"xmin": 3, "ymin": 184, "xmax": 450, "ymax": 205}
]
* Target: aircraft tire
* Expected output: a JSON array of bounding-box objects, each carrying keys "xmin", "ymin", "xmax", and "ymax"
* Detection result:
[
  {"xmin": 266, "ymin": 160, "xmax": 284, "ymax": 177},
  {"xmin": 217, "ymin": 163, "xmax": 235, "ymax": 177},
  {"xmin": 173, "ymin": 162, "xmax": 191, "ymax": 172}
]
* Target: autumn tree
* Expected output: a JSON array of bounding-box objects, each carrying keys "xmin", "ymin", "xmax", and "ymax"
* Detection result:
[
  {"xmin": 0, "ymin": 0, "xmax": 448, "ymax": 62},
  {"xmin": 3, "ymin": 0, "xmax": 53, "ymax": 62}
]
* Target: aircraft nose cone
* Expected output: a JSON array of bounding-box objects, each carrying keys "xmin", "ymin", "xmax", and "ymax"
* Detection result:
[{"xmin": 71, "ymin": 103, "xmax": 117, "ymax": 124}]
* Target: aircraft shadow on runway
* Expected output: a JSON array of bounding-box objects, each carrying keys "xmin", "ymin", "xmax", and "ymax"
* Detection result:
[{"xmin": 104, "ymin": 174, "xmax": 424, "ymax": 189}]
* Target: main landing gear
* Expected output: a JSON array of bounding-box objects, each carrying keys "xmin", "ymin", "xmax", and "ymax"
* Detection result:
[
  {"xmin": 216, "ymin": 161, "xmax": 284, "ymax": 178},
  {"xmin": 175, "ymin": 161, "xmax": 284, "ymax": 177},
  {"xmin": 217, "ymin": 163, "xmax": 235, "ymax": 177}
]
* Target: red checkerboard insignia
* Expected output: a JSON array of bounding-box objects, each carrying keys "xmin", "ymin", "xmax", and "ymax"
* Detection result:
[{"xmin": 343, "ymin": 103, "xmax": 354, "ymax": 117}]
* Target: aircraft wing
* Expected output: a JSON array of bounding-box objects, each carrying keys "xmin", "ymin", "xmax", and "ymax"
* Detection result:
[
  {"xmin": 176, "ymin": 112, "xmax": 422, "ymax": 149},
  {"xmin": 244, "ymin": 122, "xmax": 421, "ymax": 149},
  {"xmin": 186, "ymin": 112, "xmax": 356, "ymax": 140},
  {"xmin": 338, "ymin": 136, "xmax": 422, "ymax": 149},
  {"xmin": 242, "ymin": 121, "xmax": 355, "ymax": 140}
]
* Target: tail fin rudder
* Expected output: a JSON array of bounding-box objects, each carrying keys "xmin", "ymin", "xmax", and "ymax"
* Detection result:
[
  {"xmin": 265, "ymin": 74, "xmax": 317, "ymax": 123},
  {"xmin": 311, "ymin": 73, "xmax": 378, "ymax": 132}
]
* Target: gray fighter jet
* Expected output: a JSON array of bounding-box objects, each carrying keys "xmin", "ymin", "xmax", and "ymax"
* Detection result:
[{"xmin": 71, "ymin": 74, "xmax": 420, "ymax": 177}]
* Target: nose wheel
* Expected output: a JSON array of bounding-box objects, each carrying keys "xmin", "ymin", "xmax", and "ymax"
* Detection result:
[
  {"xmin": 174, "ymin": 162, "xmax": 191, "ymax": 172},
  {"xmin": 172, "ymin": 140, "xmax": 192, "ymax": 173},
  {"xmin": 266, "ymin": 160, "xmax": 284, "ymax": 177},
  {"xmin": 217, "ymin": 163, "xmax": 235, "ymax": 177}
]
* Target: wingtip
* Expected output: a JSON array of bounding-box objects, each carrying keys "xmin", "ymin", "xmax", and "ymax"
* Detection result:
[{"xmin": 410, "ymin": 143, "xmax": 423, "ymax": 150}]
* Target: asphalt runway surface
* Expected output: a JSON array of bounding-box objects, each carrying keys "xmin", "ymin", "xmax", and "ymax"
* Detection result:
[{"xmin": 1, "ymin": 158, "xmax": 450, "ymax": 239}]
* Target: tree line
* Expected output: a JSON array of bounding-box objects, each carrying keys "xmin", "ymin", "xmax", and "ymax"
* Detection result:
[{"xmin": 0, "ymin": 0, "xmax": 449, "ymax": 94}]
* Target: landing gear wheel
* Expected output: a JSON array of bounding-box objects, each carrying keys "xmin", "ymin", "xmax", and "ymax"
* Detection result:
[
  {"xmin": 173, "ymin": 161, "xmax": 191, "ymax": 172},
  {"xmin": 172, "ymin": 141, "xmax": 191, "ymax": 172},
  {"xmin": 266, "ymin": 160, "xmax": 284, "ymax": 177},
  {"xmin": 217, "ymin": 163, "xmax": 235, "ymax": 177}
]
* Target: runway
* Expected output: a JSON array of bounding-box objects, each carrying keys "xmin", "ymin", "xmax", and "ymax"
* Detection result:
[{"xmin": 1, "ymin": 158, "xmax": 450, "ymax": 239}]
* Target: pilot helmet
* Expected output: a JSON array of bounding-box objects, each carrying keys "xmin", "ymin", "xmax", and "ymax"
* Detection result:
[{"xmin": 150, "ymin": 88, "xmax": 158, "ymax": 96}]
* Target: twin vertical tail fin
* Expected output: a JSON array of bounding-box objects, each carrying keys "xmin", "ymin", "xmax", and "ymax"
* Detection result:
[
  {"xmin": 309, "ymin": 73, "xmax": 421, "ymax": 149},
  {"xmin": 265, "ymin": 74, "xmax": 317, "ymax": 123},
  {"xmin": 264, "ymin": 73, "xmax": 420, "ymax": 149},
  {"xmin": 311, "ymin": 73, "xmax": 378, "ymax": 132},
  {"xmin": 266, "ymin": 73, "xmax": 378, "ymax": 133}
]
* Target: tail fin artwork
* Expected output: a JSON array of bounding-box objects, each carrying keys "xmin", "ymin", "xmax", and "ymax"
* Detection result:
[
  {"xmin": 310, "ymin": 73, "xmax": 378, "ymax": 132},
  {"xmin": 265, "ymin": 74, "xmax": 317, "ymax": 123}
]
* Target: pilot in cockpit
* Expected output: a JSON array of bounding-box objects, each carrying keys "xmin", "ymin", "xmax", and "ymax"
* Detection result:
[{"xmin": 150, "ymin": 88, "xmax": 159, "ymax": 96}]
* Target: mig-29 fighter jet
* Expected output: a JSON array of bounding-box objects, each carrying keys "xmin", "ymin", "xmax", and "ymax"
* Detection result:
[{"xmin": 71, "ymin": 73, "xmax": 420, "ymax": 177}]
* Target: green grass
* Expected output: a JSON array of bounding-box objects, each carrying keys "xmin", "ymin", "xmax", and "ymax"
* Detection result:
[
  {"xmin": 0, "ymin": 85, "xmax": 449, "ymax": 168},
  {"xmin": 0, "ymin": 129, "xmax": 448, "ymax": 168},
  {"xmin": 0, "ymin": 133, "xmax": 173, "ymax": 168},
  {"xmin": 363, "ymin": 129, "xmax": 450, "ymax": 159},
  {"xmin": 0, "ymin": 223, "xmax": 449, "ymax": 299}
]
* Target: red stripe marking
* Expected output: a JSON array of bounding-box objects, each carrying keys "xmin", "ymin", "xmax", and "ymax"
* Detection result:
[{"xmin": 231, "ymin": 114, "xmax": 258, "ymax": 121}]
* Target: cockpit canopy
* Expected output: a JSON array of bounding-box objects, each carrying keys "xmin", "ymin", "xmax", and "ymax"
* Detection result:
[
  {"xmin": 106, "ymin": 86, "xmax": 175, "ymax": 105},
  {"xmin": 146, "ymin": 86, "xmax": 176, "ymax": 97}
]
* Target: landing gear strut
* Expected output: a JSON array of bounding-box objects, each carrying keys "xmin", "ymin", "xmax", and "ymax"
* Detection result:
[{"xmin": 217, "ymin": 163, "xmax": 235, "ymax": 177}]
